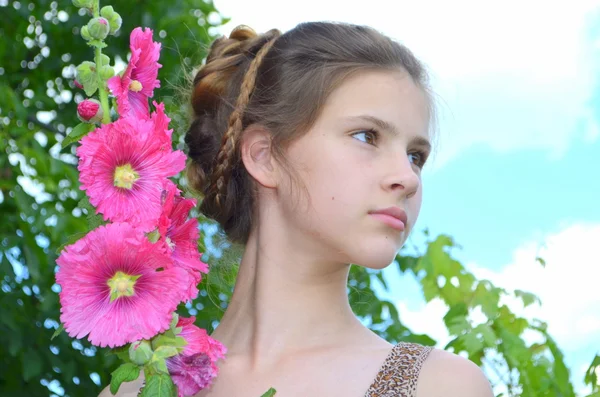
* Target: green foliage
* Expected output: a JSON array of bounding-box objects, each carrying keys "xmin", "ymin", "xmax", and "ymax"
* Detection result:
[
  {"xmin": 402, "ymin": 234, "xmax": 588, "ymax": 396},
  {"xmin": 140, "ymin": 371, "xmax": 175, "ymax": 397},
  {"xmin": 110, "ymin": 363, "xmax": 141, "ymax": 395},
  {"xmin": 585, "ymin": 355, "xmax": 600, "ymax": 394},
  {"xmin": 60, "ymin": 122, "xmax": 95, "ymax": 149}
]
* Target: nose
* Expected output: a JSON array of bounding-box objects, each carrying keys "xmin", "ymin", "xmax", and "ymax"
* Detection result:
[{"xmin": 382, "ymin": 154, "xmax": 420, "ymax": 199}]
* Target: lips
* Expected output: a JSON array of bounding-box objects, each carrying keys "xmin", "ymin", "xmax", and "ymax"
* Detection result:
[
  {"xmin": 369, "ymin": 207, "xmax": 408, "ymax": 232},
  {"xmin": 370, "ymin": 207, "xmax": 408, "ymax": 224}
]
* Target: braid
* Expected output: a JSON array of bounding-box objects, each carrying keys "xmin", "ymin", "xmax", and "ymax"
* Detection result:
[{"xmin": 208, "ymin": 35, "xmax": 280, "ymax": 209}]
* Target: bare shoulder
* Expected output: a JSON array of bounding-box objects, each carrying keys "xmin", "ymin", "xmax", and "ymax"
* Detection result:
[
  {"xmin": 97, "ymin": 374, "xmax": 145, "ymax": 397},
  {"xmin": 417, "ymin": 348, "xmax": 494, "ymax": 397}
]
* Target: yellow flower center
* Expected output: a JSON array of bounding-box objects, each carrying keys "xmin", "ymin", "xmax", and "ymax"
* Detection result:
[
  {"xmin": 129, "ymin": 80, "xmax": 143, "ymax": 92},
  {"xmin": 107, "ymin": 271, "xmax": 141, "ymax": 302},
  {"xmin": 113, "ymin": 164, "xmax": 140, "ymax": 189}
]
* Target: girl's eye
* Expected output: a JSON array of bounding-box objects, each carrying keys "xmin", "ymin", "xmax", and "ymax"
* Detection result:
[
  {"xmin": 352, "ymin": 129, "xmax": 378, "ymax": 145},
  {"xmin": 408, "ymin": 151, "xmax": 427, "ymax": 169}
]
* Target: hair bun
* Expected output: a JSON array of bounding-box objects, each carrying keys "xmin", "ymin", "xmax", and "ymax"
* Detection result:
[{"xmin": 185, "ymin": 25, "xmax": 280, "ymax": 234}]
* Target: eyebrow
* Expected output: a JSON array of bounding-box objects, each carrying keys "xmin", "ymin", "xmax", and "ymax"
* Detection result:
[{"xmin": 349, "ymin": 115, "xmax": 432, "ymax": 151}]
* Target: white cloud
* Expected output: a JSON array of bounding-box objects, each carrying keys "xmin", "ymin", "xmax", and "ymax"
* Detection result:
[
  {"xmin": 396, "ymin": 299, "xmax": 450, "ymax": 345},
  {"xmin": 212, "ymin": 0, "xmax": 599, "ymax": 168},
  {"xmin": 467, "ymin": 222, "xmax": 600, "ymax": 353}
]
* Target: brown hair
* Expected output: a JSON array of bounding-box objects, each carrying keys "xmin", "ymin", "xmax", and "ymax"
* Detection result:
[{"xmin": 184, "ymin": 21, "xmax": 433, "ymax": 245}]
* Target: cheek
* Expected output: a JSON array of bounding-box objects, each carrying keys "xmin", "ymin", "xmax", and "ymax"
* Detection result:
[{"xmin": 305, "ymin": 154, "xmax": 373, "ymax": 218}]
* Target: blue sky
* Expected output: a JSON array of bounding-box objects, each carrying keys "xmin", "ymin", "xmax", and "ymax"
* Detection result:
[
  {"xmin": 421, "ymin": 134, "xmax": 600, "ymax": 270},
  {"xmin": 212, "ymin": 0, "xmax": 600, "ymax": 394}
]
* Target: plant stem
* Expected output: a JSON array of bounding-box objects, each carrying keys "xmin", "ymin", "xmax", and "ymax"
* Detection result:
[
  {"xmin": 92, "ymin": 0, "xmax": 111, "ymax": 124},
  {"xmin": 95, "ymin": 47, "xmax": 111, "ymax": 124}
]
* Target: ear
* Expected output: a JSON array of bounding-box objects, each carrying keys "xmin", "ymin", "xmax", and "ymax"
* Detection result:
[{"xmin": 239, "ymin": 124, "xmax": 278, "ymax": 189}]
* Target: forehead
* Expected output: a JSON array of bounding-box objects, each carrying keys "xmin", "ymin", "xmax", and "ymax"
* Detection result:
[{"xmin": 318, "ymin": 69, "xmax": 431, "ymax": 139}]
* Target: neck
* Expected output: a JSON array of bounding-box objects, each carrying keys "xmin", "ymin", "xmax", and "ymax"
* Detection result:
[{"xmin": 209, "ymin": 216, "xmax": 364, "ymax": 368}]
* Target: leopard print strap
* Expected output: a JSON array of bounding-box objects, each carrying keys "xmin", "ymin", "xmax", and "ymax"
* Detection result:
[{"xmin": 364, "ymin": 342, "xmax": 433, "ymax": 397}]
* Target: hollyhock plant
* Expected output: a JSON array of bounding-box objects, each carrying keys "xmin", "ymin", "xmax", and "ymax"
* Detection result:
[
  {"xmin": 167, "ymin": 316, "xmax": 227, "ymax": 396},
  {"xmin": 55, "ymin": 222, "xmax": 192, "ymax": 348},
  {"xmin": 55, "ymin": 2, "xmax": 236, "ymax": 394},
  {"xmin": 156, "ymin": 182, "xmax": 209, "ymax": 300},
  {"xmin": 108, "ymin": 27, "xmax": 161, "ymax": 119},
  {"xmin": 76, "ymin": 104, "xmax": 186, "ymax": 231}
]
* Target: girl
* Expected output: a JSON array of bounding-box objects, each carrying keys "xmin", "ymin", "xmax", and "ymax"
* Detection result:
[{"xmin": 105, "ymin": 21, "xmax": 493, "ymax": 397}]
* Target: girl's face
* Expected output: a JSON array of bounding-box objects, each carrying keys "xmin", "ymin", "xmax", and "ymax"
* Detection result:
[{"xmin": 279, "ymin": 69, "xmax": 431, "ymax": 270}]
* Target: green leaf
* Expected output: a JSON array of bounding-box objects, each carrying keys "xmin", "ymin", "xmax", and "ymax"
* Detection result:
[
  {"xmin": 152, "ymin": 334, "xmax": 187, "ymax": 351},
  {"xmin": 87, "ymin": 39, "xmax": 108, "ymax": 49},
  {"xmin": 140, "ymin": 372, "xmax": 176, "ymax": 397},
  {"xmin": 397, "ymin": 255, "xmax": 419, "ymax": 274},
  {"xmin": 110, "ymin": 363, "xmax": 141, "ymax": 395},
  {"xmin": 78, "ymin": 196, "xmax": 105, "ymax": 229},
  {"xmin": 420, "ymin": 275, "xmax": 439, "ymax": 302},
  {"xmin": 374, "ymin": 271, "xmax": 388, "ymax": 290},
  {"xmin": 153, "ymin": 346, "xmax": 179, "ymax": 360},
  {"xmin": 462, "ymin": 331, "xmax": 484, "ymax": 355},
  {"xmin": 169, "ymin": 312, "xmax": 179, "ymax": 330},
  {"xmin": 445, "ymin": 314, "xmax": 471, "ymax": 336},
  {"xmin": 55, "ymin": 231, "xmax": 88, "ymax": 255},
  {"xmin": 149, "ymin": 357, "xmax": 169, "ymax": 374},
  {"xmin": 61, "ymin": 122, "xmax": 95, "ymax": 149},
  {"xmin": 536, "ymin": 256, "xmax": 546, "ymax": 267},
  {"xmin": 50, "ymin": 323, "xmax": 65, "ymax": 340},
  {"xmin": 260, "ymin": 388, "xmax": 277, "ymax": 397},
  {"xmin": 471, "ymin": 282, "xmax": 500, "ymax": 318},
  {"xmin": 474, "ymin": 323, "xmax": 498, "ymax": 347},
  {"xmin": 107, "ymin": 345, "xmax": 132, "ymax": 363},
  {"xmin": 584, "ymin": 354, "xmax": 600, "ymax": 388},
  {"xmin": 515, "ymin": 289, "xmax": 540, "ymax": 308}
]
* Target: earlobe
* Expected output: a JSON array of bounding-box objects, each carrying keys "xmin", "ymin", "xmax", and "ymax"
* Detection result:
[{"xmin": 240, "ymin": 124, "xmax": 278, "ymax": 189}]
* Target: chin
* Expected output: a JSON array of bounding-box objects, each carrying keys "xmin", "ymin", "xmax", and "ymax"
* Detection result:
[
  {"xmin": 353, "ymin": 238, "xmax": 404, "ymax": 270},
  {"xmin": 350, "ymin": 245, "xmax": 401, "ymax": 270}
]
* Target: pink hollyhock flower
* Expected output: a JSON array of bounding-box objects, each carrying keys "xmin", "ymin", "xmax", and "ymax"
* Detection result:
[
  {"xmin": 55, "ymin": 222, "xmax": 190, "ymax": 348},
  {"xmin": 156, "ymin": 182, "xmax": 208, "ymax": 300},
  {"xmin": 76, "ymin": 105, "xmax": 185, "ymax": 231},
  {"xmin": 107, "ymin": 27, "xmax": 161, "ymax": 119},
  {"xmin": 167, "ymin": 316, "xmax": 227, "ymax": 396}
]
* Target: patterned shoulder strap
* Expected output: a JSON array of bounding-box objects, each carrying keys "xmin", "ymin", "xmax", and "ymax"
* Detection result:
[{"xmin": 364, "ymin": 342, "xmax": 433, "ymax": 397}]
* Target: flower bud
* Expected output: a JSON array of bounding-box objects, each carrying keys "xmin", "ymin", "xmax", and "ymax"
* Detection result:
[
  {"xmin": 73, "ymin": 80, "xmax": 84, "ymax": 89},
  {"xmin": 129, "ymin": 340, "xmax": 153, "ymax": 366},
  {"xmin": 87, "ymin": 17, "xmax": 110, "ymax": 41},
  {"xmin": 98, "ymin": 54, "xmax": 110, "ymax": 67},
  {"xmin": 77, "ymin": 99, "xmax": 103, "ymax": 123},
  {"xmin": 100, "ymin": 5, "xmax": 116, "ymax": 19},
  {"xmin": 72, "ymin": 0, "xmax": 93, "ymax": 8},
  {"xmin": 80, "ymin": 26, "xmax": 92, "ymax": 41},
  {"xmin": 100, "ymin": 6, "xmax": 122, "ymax": 35},
  {"xmin": 99, "ymin": 65, "xmax": 115, "ymax": 80},
  {"xmin": 107, "ymin": 13, "xmax": 122, "ymax": 35},
  {"xmin": 76, "ymin": 61, "xmax": 98, "ymax": 96}
]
